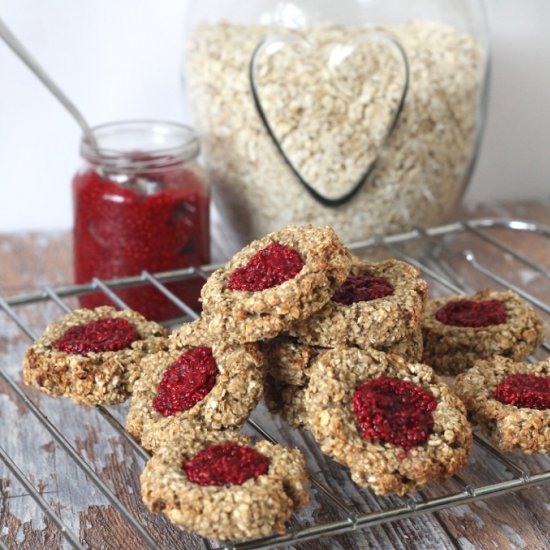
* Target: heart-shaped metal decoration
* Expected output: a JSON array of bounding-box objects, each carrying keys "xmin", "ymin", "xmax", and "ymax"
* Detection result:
[{"xmin": 249, "ymin": 30, "xmax": 409, "ymax": 208}]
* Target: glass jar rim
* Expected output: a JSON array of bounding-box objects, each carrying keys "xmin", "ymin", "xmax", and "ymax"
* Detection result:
[{"xmin": 80, "ymin": 119, "xmax": 200, "ymax": 171}]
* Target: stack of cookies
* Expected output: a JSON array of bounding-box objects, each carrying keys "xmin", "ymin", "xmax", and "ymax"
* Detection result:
[
  {"xmin": 22, "ymin": 223, "xmax": 548, "ymax": 542},
  {"xmin": 262, "ymin": 256, "xmax": 428, "ymax": 430}
]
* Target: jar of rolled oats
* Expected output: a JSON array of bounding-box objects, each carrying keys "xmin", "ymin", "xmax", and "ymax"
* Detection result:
[{"xmin": 183, "ymin": 0, "xmax": 489, "ymax": 250}]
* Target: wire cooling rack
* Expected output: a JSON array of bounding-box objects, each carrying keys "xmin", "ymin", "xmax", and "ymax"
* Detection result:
[{"xmin": 0, "ymin": 218, "xmax": 549, "ymax": 550}]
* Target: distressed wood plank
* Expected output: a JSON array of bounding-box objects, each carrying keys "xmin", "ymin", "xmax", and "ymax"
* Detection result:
[{"xmin": 1, "ymin": 199, "xmax": 549, "ymax": 549}]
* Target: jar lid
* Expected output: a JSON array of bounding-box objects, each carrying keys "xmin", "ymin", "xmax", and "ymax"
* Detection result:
[{"xmin": 80, "ymin": 120, "xmax": 200, "ymax": 172}]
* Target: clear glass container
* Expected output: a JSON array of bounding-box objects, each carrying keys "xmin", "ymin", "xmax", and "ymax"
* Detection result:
[
  {"xmin": 73, "ymin": 120, "xmax": 210, "ymax": 321},
  {"xmin": 182, "ymin": 0, "xmax": 489, "ymax": 249}
]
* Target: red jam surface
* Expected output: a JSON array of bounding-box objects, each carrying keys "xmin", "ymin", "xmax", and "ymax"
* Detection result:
[
  {"xmin": 227, "ymin": 242, "xmax": 304, "ymax": 292},
  {"xmin": 183, "ymin": 442, "xmax": 270, "ymax": 487},
  {"xmin": 435, "ymin": 299, "xmax": 507, "ymax": 328},
  {"xmin": 152, "ymin": 346, "xmax": 218, "ymax": 417},
  {"xmin": 353, "ymin": 376, "xmax": 437, "ymax": 452},
  {"xmin": 52, "ymin": 317, "xmax": 139, "ymax": 355},
  {"xmin": 73, "ymin": 162, "xmax": 209, "ymax": 321},
  {"xmin": 332, "ymin": 275, "xmax": 394, "ymax": 305},
  {"xmin": 494, "ymin": 373, "xmax": 550, "ymax": 410}
]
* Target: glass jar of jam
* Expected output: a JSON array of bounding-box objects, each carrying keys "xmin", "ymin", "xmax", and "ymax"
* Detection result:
[{"xmin": 73, "ymin": 120, "xmax": 210, "ymax": 321}]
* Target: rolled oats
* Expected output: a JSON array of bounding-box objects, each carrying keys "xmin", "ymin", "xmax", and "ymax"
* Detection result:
[{"xmin": 185, "ymin": 21, "xmax": 483, "ymax": 246}]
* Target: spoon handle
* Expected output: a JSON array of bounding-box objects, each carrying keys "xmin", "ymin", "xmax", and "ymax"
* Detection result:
[{"xmin": 0, "ymin": 16, "xmax": 98, "ymax": 150}]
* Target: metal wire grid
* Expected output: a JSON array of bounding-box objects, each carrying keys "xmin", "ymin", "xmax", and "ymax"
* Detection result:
[{"xmin": 0, "ymin": 217, "xmax": 549, "ymax": 550}]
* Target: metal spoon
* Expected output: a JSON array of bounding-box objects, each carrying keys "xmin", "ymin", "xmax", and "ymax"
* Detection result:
[{"xmin": 0, "ymin": 16, "xmax": 99, "ymax": 151}]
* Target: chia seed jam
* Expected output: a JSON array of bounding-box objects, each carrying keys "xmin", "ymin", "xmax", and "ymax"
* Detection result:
[{"xmin": 73, "ymin": 121, "xmax": 209, "ymax": 321}]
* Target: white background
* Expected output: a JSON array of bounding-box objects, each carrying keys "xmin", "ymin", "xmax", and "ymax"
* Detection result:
[{"xmin": 0, "ymin": 0, "xmax": 548, "ymax": 233}]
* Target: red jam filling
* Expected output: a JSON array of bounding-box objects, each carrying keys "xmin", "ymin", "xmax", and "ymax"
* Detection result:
[
  {"xmin": 494, "ymin": 373, "xmax": 550, "ymax": 410},
  {"xmin": 73, "ymin": 163, "xmax": 209, "ymax": 321},
  {"xmin": 52, "ymin": 317, "xmax": 139, "ymax": 355},
  {"xmin": 227, "ymin": 242, "xmax": 305, "ymax": 292},
  {"xmin": 353, "ymin": 376, "xmax": 437, "ymax": 452},
  {"xmin": 152, "ymin": 346, "xmax": 218, "ymax": 417},
  {"xmin": 435, "ymin": 299, "xmax": 507, "ymax": 328},
  {"xmin": 183, "ymin": 442, "xmax": 270, "ymax": 487},
  {"xmin": 332, "ymin": 275, "xmax": 394, "ymax": 305}
]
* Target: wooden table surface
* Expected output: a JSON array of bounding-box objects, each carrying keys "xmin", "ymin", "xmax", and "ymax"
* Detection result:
[{"xmin": 0, "ymin": 200, "xmax": 549, "ymax": 550}]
